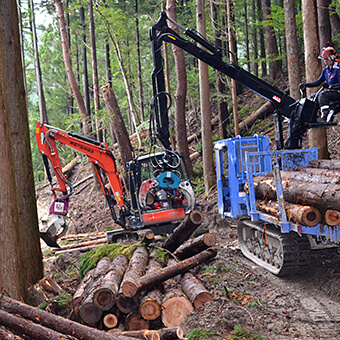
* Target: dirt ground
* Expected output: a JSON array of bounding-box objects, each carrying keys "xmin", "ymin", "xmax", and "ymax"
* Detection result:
[{"xmin": 35, "ymin": 100, "xmax": 340, "ymax": 339}]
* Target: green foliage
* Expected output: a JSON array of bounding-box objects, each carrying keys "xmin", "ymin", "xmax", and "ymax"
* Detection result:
[
  {"xmin": 202, "ymin": 261, "xmax": 230, "ymax": 275},
  {"xmin": 186, "ymin": 328, "xmax": 218, "ymax": 340},
  {"xmin": 229, "ymin": 325, "xmax": 270, "ymax": 340},
  {"xmin": 152, "ymin": 248, "xmax": 169, "ymax": 262},
  {"xmin": 78, "ymin": 243, "xmax": 138, "ymax": 278}
]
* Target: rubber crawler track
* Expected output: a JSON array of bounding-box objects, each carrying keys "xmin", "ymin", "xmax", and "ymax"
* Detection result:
[{"xmin": 237, "ymin": 219, "xmax": 311, "ymax": 276}]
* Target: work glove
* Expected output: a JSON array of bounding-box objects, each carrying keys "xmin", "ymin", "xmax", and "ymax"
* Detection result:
[{"xmin": 299, "ymin": 83, "xmax": 306, "ymax": 91}]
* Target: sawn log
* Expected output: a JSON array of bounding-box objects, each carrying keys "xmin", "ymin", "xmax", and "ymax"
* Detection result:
[
  {"xmin": 249, "ymin": 176, "xmax": 340, "ymax": 211},
  {"xmin": 256, "ymin": 200, "xmax": 321, "ymax": 227},
  {"xmin": 0, "ymin": 295, "xmax": 136, "ymax": 340},
  {"xmin": 163, "ymin": 210, "xmax": 204, "ymax": 252},
  {"xmin": 121, "ymin": 248, "xmax": 217, "ymax": 298}
]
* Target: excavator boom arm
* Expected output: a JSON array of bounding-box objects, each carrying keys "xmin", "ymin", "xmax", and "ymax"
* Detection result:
[{"xmin": 36, "ymin": 122, "xmax": 125, "ymax": 209}]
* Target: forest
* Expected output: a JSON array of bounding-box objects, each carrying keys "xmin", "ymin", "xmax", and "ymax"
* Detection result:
[{"xmin": 18, "ymin": 0, "xmax": 340, "ymax": 187}]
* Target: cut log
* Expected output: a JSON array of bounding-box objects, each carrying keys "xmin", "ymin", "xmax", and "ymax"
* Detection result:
[
  {"xmin": 74, "ymin": 256, "xmax": 113, "ymax": 317},
  {"xmin": 325, "ymin": 210, "xmax": 340, "ymax": 226},
  {"xmin": 62, "ymin": 155, "xmax": 80, "ymax": 177},
  {"xmin": 163, "ymin": 210, "xmax": 204, "ymax": 252},
  {"xmin": 0, "ymin": 295, "xmax": 135, "ymax": 340},
  {"xmin": 122, "ymin": 249, "xmax": 217, "ymax": 298},
  {"xmin": 38, "ymin": 275, "xmax": 64, "ymax": 299},
  {"xmin": 125, "ymin": 311, "xmax": 150, "ymax": 331},
  {"xmin": 249, "ymin": 176, "xmax": 340, "ymax": 211},
  {"xmin": 307, "ymin": 159, "xmax": 340, "ymax": 170},
  {"xmin": 51, "ymin": 237, "xmax": 107, "ymax": 252},
  {"xmin": 161, "ymin": 288, "xmax": 193, "ymax": 328},
  {"xmin": 0, "ymin": 309, "xmax": 77, "ymax": 340},
  {"xmin": 93, "ymin": 255, "xmax": 129, "ymax": 311},
  {"xmin": 266, "ymin": 170, "xmax": 340, "ymax": 185},
  {"xmin": 296, "ymin": 166, "xmax": 340, "ymax": 177},
  {"xmin": 256, "ymin": 201, "xmax": 321, "ymax": 227},
  {"xmin": 157, "ymin": 327, "xmax": 184, "ymax": 340},
  {"xmin": 181, "ymin": 272, "xmax": 212, "ymax": 309},
  {"xmin": 78, "ymin": 295, "xmax": 103, "ymax": 325},
  {"xmin": 114, "ymin": 330, "xmax": 160, "ymax": 340},
  {"xmin": 239, "ymin": 101, "xmax": 273, "ymax": 131},
  {"xmin": 139, "ymin": 258, "xmax": 164, "ymax": 321},
  {"xmin": 116, "ymin": 248, "xmax": 149, "ymax": 313},
  {"xmin": 0, "ymin": 327, "xmax": 24, "ymax": 340},
  {"xmin": 103, "ymin": 312, "xmax": 119, "ymax": 329},
  {"xmin": 173, "ymin": 233, "xmax": 216, "ymax": 260}
]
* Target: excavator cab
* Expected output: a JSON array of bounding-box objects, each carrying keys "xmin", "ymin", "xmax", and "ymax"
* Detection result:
[{"xmin": 127, "ymin": 150, "xmax": 195, "ymax": 234}]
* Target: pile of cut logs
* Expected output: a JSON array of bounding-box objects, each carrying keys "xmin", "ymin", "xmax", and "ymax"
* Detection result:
[
  {"xmin": 0, "ymin": 210, "xmax": 217, "ymax": 340},
  {"xmin": 70, "ymin": 210, "xmax": 217, "ymax": 334},
  {"xmin": 248, "ymin": 159, "xmax": 340, "ymax": 226}
]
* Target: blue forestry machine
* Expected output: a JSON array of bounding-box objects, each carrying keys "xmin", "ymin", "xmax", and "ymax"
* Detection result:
[{"xmin": 150, "ymin": 12, "xmax": 340, "ymax": 275}]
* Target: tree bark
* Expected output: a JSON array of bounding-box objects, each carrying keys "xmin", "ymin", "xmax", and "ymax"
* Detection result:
[
  {"xmin": 115, "ymin": 330, "xmax": 160, "ymax": 340},
  {"xmin": 257, "ymin": 0, "xmax": 267, "ymax": 76},
  {"xmin": 29, "ymin": 0, "xmax": 48, "ymax": 123},
  {"xmin": 139, "ymin": 258, "xmax": 164, "ymax": 321},
  {"xmin": 121, "ymin": 249, "xmax": 217, "ymax": 298},
  {"xmin": 1, "ymin": 0, "xmax": 43, "ymax": 289},
  {"xmin": 197, "ymin": 0, "xmax": 215, "ymax": 192},
  {"xmin": 173, "ymin": 233, "xmax": 216, "ymax": 260},
  {"xmin": 284, "ymin": 0, "xmax": 301, "ymax": 99},
  {"xmin": 251, "ymin": 176, "xmax": 340, "ymax": 211},
  {"xmin": 0, "ymin": 309, "xmax": 77, "ymax": 340},
  {"xmin": 307, "ymin": 159, "xmax": 340, "ymax": 170},
  {"xmin": 0, "ymin": 2, "xmax": 27, "ymax": 301},
  {"xmin": 262, "ymin": 0, "xmax": 282, "ymax": 79},
  {"xmin": 102, "ymin": 84, "xmax": 133, "ymax": 174},
  {"xmin": 317, "ymin": 0, "xmax": 332, "ymax": 48},
  {"xmin": 181, "ymin": 272, "xmax": 212, "ymax": 309},
  {"xmin": 116, "ymin": 248, "xmax": 149, "ymax": 313},
  {"xmin": 157, "ymin": 327, "xmax": 184, "ymax": 340},
  {"xmin": 0, "ymin": 295, "xmax": 137, "ymax": 340},
  {"xmin": 55, "ymin": 0, "xmax": 91, "ymax": 136},
  {"xmin": 0, "ymin": 327, "xmax": 24, "ymax": 340},
  {"xmin": 125, "ymin": 311, "xmax": 150, "ymax": 331},
  {"xmin": 256, "ymin": 200, "xmax": 321, "ymax": 226},
  {"xmin": 167, "ymin": 0, "xmax": 192, "ymax": 175},
  {"xmin": 71, "ymin": 268, "xmax": 95, "ymax": 312},
  {"xmin": 93, "ymin": 255, "xmax": 129, "ymax": 311},
  {"xmin": 163, "ymin": 210, "xmax": 204, "ymax": 252},
  {"xmin": 302, "ymin": 0, "xmax": 327, "ymax": 158}
]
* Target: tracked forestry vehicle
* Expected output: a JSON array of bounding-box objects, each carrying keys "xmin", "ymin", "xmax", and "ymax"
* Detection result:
[{"xmin": 150, "ymin": 12, "xmax": 340, "ymax": 275}]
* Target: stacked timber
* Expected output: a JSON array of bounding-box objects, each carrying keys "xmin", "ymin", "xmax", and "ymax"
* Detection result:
[
  {"xmin": 69, "ymin": 210, "xmax": 216, "ymax": 335},
  {"xmin": 247, "ymin": 160, "xmax": 340, "ymax": 226}
]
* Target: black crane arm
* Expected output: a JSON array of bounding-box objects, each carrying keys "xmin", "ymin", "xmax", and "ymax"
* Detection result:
[{"xmin": 149, "ymin": 12, "xmax": 324, "ymax": 150}]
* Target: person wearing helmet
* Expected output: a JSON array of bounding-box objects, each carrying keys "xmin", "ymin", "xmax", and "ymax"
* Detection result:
[{"xmin": 299, "ymin": 46, "xmax": 340, "ymax": 122}]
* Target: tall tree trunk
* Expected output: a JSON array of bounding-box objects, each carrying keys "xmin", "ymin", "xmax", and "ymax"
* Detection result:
[
  {"xmin": 29, "ymin": 0, "xmax": 48, "ymax": 123},
  {"xmin": 251, "ymin": 0, "xmax": 259, "ymax": 77},
  {"xmin": 317, "ymin": 0, "xmax": 332, "ymax": 48},
  {"xmin": 65, "ymin": 0, "xmax": 74, "ymax": 115},
  {"xmin": 80, "ymin": 6, "xmax": 92, "ymax": 134},
  {"xmin": 88, "ymin": 0, "xmax": 103, "ymax": 142},
  {"xmin": 0, "ymin": 1, "xmax": 30, "ymax": 301},
  {"xmin": 257, "ymin": 0, "xmax": 267, "ymax": 77},
  {"xmin": 227, "ymin": 0, "xmax": 240, "ymax": 136},
  {"xmin": 244, "ymin": 0, "xmax": 251, "ymax": 72},
  {"xmin": 210, "ymin": 0, "xmax": 229, "ymax": 139},
  {"xmin": 105, "ymin": 40, "xmax": 112, "ymax": 87},
  {"xmin": 302, "ymin": 0, "xmax": 328, "ymax": 159},
  {"xmin": 166, "ymin": 0, "xmax": 193, "ymax": 175},
  {"xmin": 55, "ymin": 0, "xmax": 91, "ymax": 136},
  {"xmin": 262, "ymin": 0, "xmax": 282, "ymax": 79},
  {"xmin": 135, "ymin": 0, "xmax": 144, "ymax": 122},
  {"xmin": 197, "ymin": 0, "xmax": 215, "ymax": 192},
  {"xmin": 329, "ymin": 2, "xmax": 340, "ymax": 36},
  {"xmin": 284, "ymin": 0, "xmax": 300, "ymax": 99}
]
